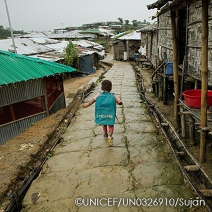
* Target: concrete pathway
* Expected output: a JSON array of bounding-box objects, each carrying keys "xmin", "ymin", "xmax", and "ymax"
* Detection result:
[{"xmin": 22, "ymin": 56, "xmax": 201, "ymax": 211}]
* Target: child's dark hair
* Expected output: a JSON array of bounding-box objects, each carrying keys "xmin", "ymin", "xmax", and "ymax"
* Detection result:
[{"xmin": 101, "ymin": 80, "xmax": 112, "ymax": 92}]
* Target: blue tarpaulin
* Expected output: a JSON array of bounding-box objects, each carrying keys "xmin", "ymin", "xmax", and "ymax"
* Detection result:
[{"xmin": 79, "ymin": 55, "xmax": 95, "ymax": 74}]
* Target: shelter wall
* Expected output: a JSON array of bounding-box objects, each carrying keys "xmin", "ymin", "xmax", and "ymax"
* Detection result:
[
  {"xmin": 113, "ymin": 41, "xmax": 126, "ymax": 60},
  {"xmin": 187, "ymin": 0, "xmax": 212, "ymax": 85},
  {"xmin": 0, "ymin": 79, "xmax": 44, "ymax": 107},
  {"xmin": 0, "ymin": 76, "xmax": 66, "ymax": 144},
  {"xmin": 141, "ymin": 31, "xmax": 158, "ymax": 67},
  {"xmin": 157, "ymin": 10, "xmax": 173, "ymax": 62}
]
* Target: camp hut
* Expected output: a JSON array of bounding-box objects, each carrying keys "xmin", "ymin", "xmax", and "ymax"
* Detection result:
[
  {"xmin": 112, "ymin": 31, "xmax": 141, "ymax": 61},
  {"xmin": 72, "ymin": 40, "xmax": 105, "ymax": 74},
  {"xmin": 138, "ymin": 22, "xmax": 158, "ymax": 67},
  {"xmin": 78, "ymin": 52, "xmax": 97, "ymax": 74},
  {"xmin": 147, "ymin": 0, "xmax": 212, "ymax": 162},
  {"xmin": 0, "ymin": 50, "xmax": 75, "ymax": 145}
]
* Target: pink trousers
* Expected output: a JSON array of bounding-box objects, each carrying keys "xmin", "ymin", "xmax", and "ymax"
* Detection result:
[{"xmin": 102, "ymin": 125, "xmax": 114, "ymax": 135}]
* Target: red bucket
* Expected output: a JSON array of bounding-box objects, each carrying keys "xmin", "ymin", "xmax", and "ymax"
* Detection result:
[{"xmin": 182, "ymin": 89, "xmax": 212, "ymax": 108}]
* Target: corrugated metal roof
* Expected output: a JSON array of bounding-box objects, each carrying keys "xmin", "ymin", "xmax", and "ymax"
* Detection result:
[
  {"xmin": 119, "ymin": 31, "xmax": 141, "ymax": 40},
  {"xmin": 28, "ymin": 37, "xmax": 58, "ymax": 45},
  {"xmin": 0, "ymin": 50, "xmax": 75, "ymax": 86},
  {"xmin": 72, "ymin": 40, "xmax": 104, "ymax": 50},
  {"xmin": 49, "ymin": 30, "xmax": 91, "ymax": 39},
  {"xmin": 45, "ymin": 41, "xmax": 69, "ymax": 53},
  {"xmin": 112, "ymin": 30, "xmax": 141, "ymax": 41},
  {"xmin": 0, "ymin": 38, "xmax": 53, "ymax": 55}
]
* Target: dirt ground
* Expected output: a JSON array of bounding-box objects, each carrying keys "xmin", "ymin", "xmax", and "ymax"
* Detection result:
[
  {"xmin": 135, "ymin": 64, "xmax": 212, "ymax": 193},
  {"xmin": 0, "ymin": 63, "xmax": 109, "ymax": 210}
]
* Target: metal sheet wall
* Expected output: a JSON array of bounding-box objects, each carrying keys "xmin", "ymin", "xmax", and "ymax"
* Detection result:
[
  {"xmin": 0, "ymin": 112, "xmax": 46, "ymax": 145},
  {"xmin": 0, "ymin": 79, "xmax": 44, "ymax": 106},
  {"xmin": 49, "ymin": 93, "xmax": 66, "ymax": 115}
]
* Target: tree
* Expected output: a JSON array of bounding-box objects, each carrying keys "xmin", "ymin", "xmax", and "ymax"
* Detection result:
[
  {"xmin": 0, "ymin": 25, "xmax": 10, "ymax": 39},
  {"xmin": 117, "ymin": 17, "xmax": 123, "ymax": 25},
  {"xmin": 124, "ymin": 20, "xmax": 130, "ymax": 25},
  {"xmin": 0, "ymin": 25, "xmax": 25, "ymax": 39},
  {"xmin": 64, "ymin": 41, "xmax": 78, "ymax": 67},
  {"xmin": 132, "ymin": 20, "xmax": 138, "ymax": 28}
]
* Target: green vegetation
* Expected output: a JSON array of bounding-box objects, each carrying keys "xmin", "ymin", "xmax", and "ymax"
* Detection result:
[
  {"xmin": 117, "ymin": 18, "xmax": 150, "ymax": 31},
  {"xmin": 117, "ymin": 17, "xmax": 124, "ymax": 25},
  {"xmin": 64, "ymin": 41, "xmax": 79, "ymax": 66},
  {"xmin": 0, "ymin": 25, "xmax": 25, "ymax": 39}
]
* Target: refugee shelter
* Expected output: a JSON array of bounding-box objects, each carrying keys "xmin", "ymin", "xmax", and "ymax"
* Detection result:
[
  {"xmin": 147, "ymin": 0, "xmax": 212, "ymax": 162},
  {"xmin": 112, "ymin": 30, "xmax": 141, "ymax": 61},
  {"xmin": 0, "ymin": 50, "xmax": 75, "ymax": 145},
  {"xmin": 138, "ymin": 22, "xmax": 158, "ymax": 67},
  {"xmin": 72, "ymin": 40, "xmax": 105, "ymax": 74}
]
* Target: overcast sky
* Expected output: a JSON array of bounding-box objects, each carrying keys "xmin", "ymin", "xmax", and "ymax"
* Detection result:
[{"xmin": 0, "ymin": 0, "xmax": 157, "ymax": 32}]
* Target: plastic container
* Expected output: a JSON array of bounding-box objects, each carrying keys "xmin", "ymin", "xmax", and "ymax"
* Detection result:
[
  {"xmin": 165, "ymin": 62, "xmax": 173, "ymax": 75},
  {"xmin": 123, "ymin": 52, "xmax": 127, "ymax": 61},
  {"xmin": 182, "ymin": 89, "xmax": 212, "ymax": 108}
]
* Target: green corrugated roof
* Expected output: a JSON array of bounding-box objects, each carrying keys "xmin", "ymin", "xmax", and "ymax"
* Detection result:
[{"xmin": 0, "ymin": 50, "xmax": 76, "ymax": 85}]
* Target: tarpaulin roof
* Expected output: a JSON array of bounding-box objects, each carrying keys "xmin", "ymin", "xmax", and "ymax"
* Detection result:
[{"xmin": 0, "ymin": 50, "xmax": 75, "ymax": 86}]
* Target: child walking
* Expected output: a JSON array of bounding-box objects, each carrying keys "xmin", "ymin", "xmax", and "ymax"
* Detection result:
[{"xmin": 82, "ymin": 80, "xmax": 122, "ymax": 146}]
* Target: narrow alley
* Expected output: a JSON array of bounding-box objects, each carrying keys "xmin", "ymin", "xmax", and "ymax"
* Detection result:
[{"xmin": 22, "ymin": 55, "xmax": 204, "ymax": 212}]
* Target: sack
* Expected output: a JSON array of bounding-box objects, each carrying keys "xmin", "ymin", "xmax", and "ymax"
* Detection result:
[{"xmin": 95, "ymin": 92, "xmax": 116, "ymax": 125}]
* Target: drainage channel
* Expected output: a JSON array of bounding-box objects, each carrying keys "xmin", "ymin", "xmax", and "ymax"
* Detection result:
[
  {"xmin": 134, "ymin": 67, "xmax": 212, "ymax": 212},
  {"xmin": 4, "ymin": 87, "xmax": 93, "ymax": 212}
]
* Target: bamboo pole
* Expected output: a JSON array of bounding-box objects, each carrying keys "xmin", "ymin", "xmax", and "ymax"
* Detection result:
[
  {"xmin": 200, "ymin": 0, "xmax": 209, "ymax": 163},
  {"xmin": 126, "ymin": 41, "xmax": 129, "ymax": 61},
  {"xmin": 188, "ymin": 115, "xmax": 195, "ymax": 145},
  {"xmin": 200, "ymin": 190, "xmax": 212, "ymax": 197},
  {"xmin": 146, "ymin": 33, "xmax": 149, "ymax": 57},
  {"xmin": 163, "ymin": 75, "xmax": 168, "ymax": 105},
  {"xmin": 150, "ymin": 32, "xmax": 153, "ymax": 57},
  {"xmin": 180, "ymin": 106, "xmax": 186, "ymax": 138},
  {"xmin": 184, "ymin": 165, "xmax": 201, "ymax": 172},
  {"xmin": 171, "ymin": 11, "xmax": 180, "ymax": 128}
]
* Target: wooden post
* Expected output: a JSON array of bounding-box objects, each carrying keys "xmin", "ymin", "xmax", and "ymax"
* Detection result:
[
  {"xmin": 146, "ymin": 33, "xmax": 149, "ymax": 57},
  {"xmin": 180, "ymin": 106, "xmax": 186, "ymax": 138},
  {"xmin": 200, "ymin": 0, "xmax": 208, "ymax": 163},
  {"xmin": 188, "ymin": 115, "xmax": 195, "ymax": 145},
  {"xmin": 194, "ymin": 80, "xmax": 198, "ymax": 89},
  {"xmin": 158, "ymin": 78, "xmax": 163, "ymax": 101},
  {"xmin": 150, "ymin": 32, "xmax": 153, "ymax": 57},
  {"xmin": 155, "ymin": 82, "xmax": 158, "ymax": 97},
  {"xmin": 126, "ymin": 41, "xmax": 129, "ymax": 61},
  {"xmin": 152, "ymin": 82, "xmax": 156, "ymax": 94},
  {"xmin": 171, "ymin": 11, "xmax": 180, "ymax": 129},
  {"xmin": 163, "ymin": 75, "xmax": 168, "ymax": 105}
]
